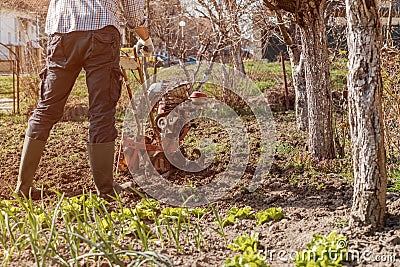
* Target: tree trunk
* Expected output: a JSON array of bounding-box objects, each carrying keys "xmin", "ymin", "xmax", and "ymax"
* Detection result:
[
  {"xmin": 232, "ymin": 41, "xmax": 246, "ymax": 74},
  {"xmin": 346, "ymin": 0, "xmax": 387, "ymax": 230},
  {"xmin": 299, "ymin": 2, "xmax": 335, "ymax": 159},
  {"xmin": 275, "ymin": 12, "xmax": 308, "ymax": 131},
  {"xmin": 292, "ymin": 54, "xmax": 307, "ymax": 131},
  {"xmin": 227, "ymin": 0, "xmax": 246, "ymax": 75}
]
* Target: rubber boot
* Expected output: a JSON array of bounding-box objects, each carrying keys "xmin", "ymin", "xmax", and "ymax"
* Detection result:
[
  {"xmin": 15, "ymin": 136, "xmax": 46, "ymax": 200},
  {"xmin": 87, "ymin": 142, "xmax": 124, "ymax": 199},
  {"xmin": 88, "ymin": 142, "xmax": 136, "ymax": 200}
]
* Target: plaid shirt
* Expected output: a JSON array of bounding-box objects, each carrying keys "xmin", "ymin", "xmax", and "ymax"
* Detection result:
[{"xmin": 45, "ymin": 0, "xmax": 146, "ymax": 35}]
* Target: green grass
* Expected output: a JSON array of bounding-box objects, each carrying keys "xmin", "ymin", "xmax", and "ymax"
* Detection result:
[
  {"xmin": 388, "ymin": 167, "xmax": 400, "ymax": 192},
  {"xmin": 256, "ymin": 80, "xmax": 279, "ymax": 92},
  {"xmin": 0, "ymin": 70, "xmax": 146, "ymax": 116},
  {"xmin": 245, "ymin": 61, "xmax": 292, "ymax": 77},
  {"xmin": 245, "ymin": 58, "xmax": 348, "ymax": 94},
  {"xmin": 70, "ymin": 73, "xmax": 88, "ymax": 99},
  {"xmin": 245, "ymin": 61, "xmax": 291, "ymax": 93},
  {"xmin": 0, "ymin": 75, "xmax": 14, "ymax": 95},
  {"xmin": 330, "ymin": 58, "xmax": 348, "ymax": 91}
]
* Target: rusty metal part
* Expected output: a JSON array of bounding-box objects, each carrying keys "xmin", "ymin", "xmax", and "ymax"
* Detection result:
[
  {"xmin": 150, "ymin": 152, "xmax": 171, "ymax": 174},
  {"xmin": 117, "ymin": 52, "xmax": 206, "ymax": 175}
]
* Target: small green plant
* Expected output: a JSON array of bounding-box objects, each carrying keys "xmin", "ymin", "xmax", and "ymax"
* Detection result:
[
  {"xmin": 276, "ymin": 142, "xmax": 298, "ymax": 156},
  {"xmin": 227, "ymin": 233, "xmax": 259, "ymax": 252},
  {"xmin": 160, "ymin": 207, "xmax": 188, "ymax": 218},
  {"xmin": 222, "ymin": 206, "xmax": 255, "ymax": 227},
  {"xmin": 210, "ymin": 204, "xmax": 227, "ymax": 242},
  {"xmin": 189, "ymin": 207, "xmax": 208, "ymax": 218},
  {"xmin": 158, "ymin": 206, "xmax": 209, "ymax": 250},
  {"xmin": 255, "ymin": 207, "xmax": 284, "ymax": 226},
  {"xmin": 312, "ymin": 182, "xmax": 325, "ymax": 191},
  {"xmin": 225, "ymin": 233, "xmax": 269, "ymax": 267},
  {"xmin": 220, "ymin": 206, "xmax": 284, "ymax": 227},
  {"xmin": 60, "ymin": 194, "xmax": 108, "ymax": 221},
  {"xmin": 161, "ymin": 208, "xmax": 185, "ymax": 250},
  {"xmin": 295, "ymin": 231, "xmax": 347, "ymax": 267},
  {"xmin": 135, "ymin": 198, "xmax": 160, "ymax": 221},
  {"xmin": 328, "ymin": 218, "xmax": 349, "ymax": 229},
  {"xmin": 160, "ymin": 207, "xmax": 207, "ymax": 220}
]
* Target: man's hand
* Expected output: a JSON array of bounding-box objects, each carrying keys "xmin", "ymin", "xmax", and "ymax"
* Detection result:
[{"xmin": 136, "ymin": 37, "xmax": 154, "ymax": 57}]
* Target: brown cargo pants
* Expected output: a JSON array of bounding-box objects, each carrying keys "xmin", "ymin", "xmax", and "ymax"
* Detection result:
[{"xmin": 27, "ymin": 25, "xmax": 123, "ymax": 143}]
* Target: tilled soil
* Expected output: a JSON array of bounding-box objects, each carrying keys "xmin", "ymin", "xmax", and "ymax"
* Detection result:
[{"xmin": 0, "ymin": 111, "xmax": 399, "ymax": 267}]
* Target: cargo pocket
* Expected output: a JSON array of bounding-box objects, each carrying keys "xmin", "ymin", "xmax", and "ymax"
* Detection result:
[
  {"xmin": 92, "ymin": 32, "xmax": 117, "ymax": 61},
  {"xmin": 110, "ymin": 67, "xmax": 123, "ymax": 103},
  {"xmin": 38, "ymin": 68, "xmax": 47, "ymax": 100},
  {"xmin": 47, "ymin": 35, "xmax": 66, "ymax": 63}
]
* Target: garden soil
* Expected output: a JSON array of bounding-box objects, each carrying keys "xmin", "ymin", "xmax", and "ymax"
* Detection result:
[{"xmin": 0, "ymin": 111, "xmax": 399, "ymax": 267}]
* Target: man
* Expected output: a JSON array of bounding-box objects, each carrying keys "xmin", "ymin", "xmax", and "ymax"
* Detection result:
[{"xmin": 15, "ymin": 0, "xmax": 153, "ymax": 200}]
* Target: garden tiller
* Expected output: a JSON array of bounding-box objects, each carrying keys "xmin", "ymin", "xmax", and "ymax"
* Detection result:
[{"xmin": 117, "ymin": 48, "xmax": 207, "ymax": 175}]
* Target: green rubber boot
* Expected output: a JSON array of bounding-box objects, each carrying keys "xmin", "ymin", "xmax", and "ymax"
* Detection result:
[
  {"xmin": 15, "ymin": 136, "xmax": 46, "ymax": 200},
  {"xmin": 87, "ymin": 142, "xmax": 116, "ymax": 198},
  {"xmin": 87, "ymin": 142, "xmax": 129, "ymax": 199}
]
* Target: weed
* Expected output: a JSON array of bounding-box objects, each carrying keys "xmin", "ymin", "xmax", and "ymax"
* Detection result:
[
  {"xmin": 289, "ymin": 173, "xmax": 302, "ymax": 187},
  {"xmin": 312, "ymin": 182, "xmax": 325, "ymax": 191},
  {"xmin": 275, "ymin": 141, "xmax": 298, "ymax": 156},
  {"xmin": 290, "ymin": 151, "xmax": 353, "ymax": 180},
  {"xmin": 0, "ymin": 75, "xmax": 14, "ymax": 94},
  {"xmin": 381, "ymin": 48, "xmax": 400, "ymax": 163},
  {"xmin": 329, "ymin": 218, "xmax": 349, "ymax": 229},
  {"xmin": 330, "ymin": 58, "xmax": 348, "ymax": 91}
]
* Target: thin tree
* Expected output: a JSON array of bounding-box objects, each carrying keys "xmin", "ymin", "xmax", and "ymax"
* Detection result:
[
  {"xmin": 346, "ymin": 0, "xmax": 388, "ymax": 229},
  {"xmin": 264, "ymin": 0, "xmax": 335, "ymax": 159},
  {"xmin": 148, "ymin": 0, "xmax": 180, "ymax": 60},
  {"xmin": 195, "ymin": 0, "xmax": 254, "ymax": 74},
  {"xmin": 275, "ymin": 11, "xmax": 307, "ymax": 131}
]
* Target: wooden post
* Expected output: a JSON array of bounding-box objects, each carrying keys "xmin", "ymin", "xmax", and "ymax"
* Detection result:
[
  {"xmin": 16, "ymin": 54, "xmax": 20, "ymax": 114},
  {"xmin": 281, "ymin": 52, "xmax": 290, "ymax": 111},
  {"xmin": 0, "ymin": 43, "xmax": 20, "ymax": 114},
  {"xmin": 12, "ymin": 60, "xmax": 16, "ymax": 114}
]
